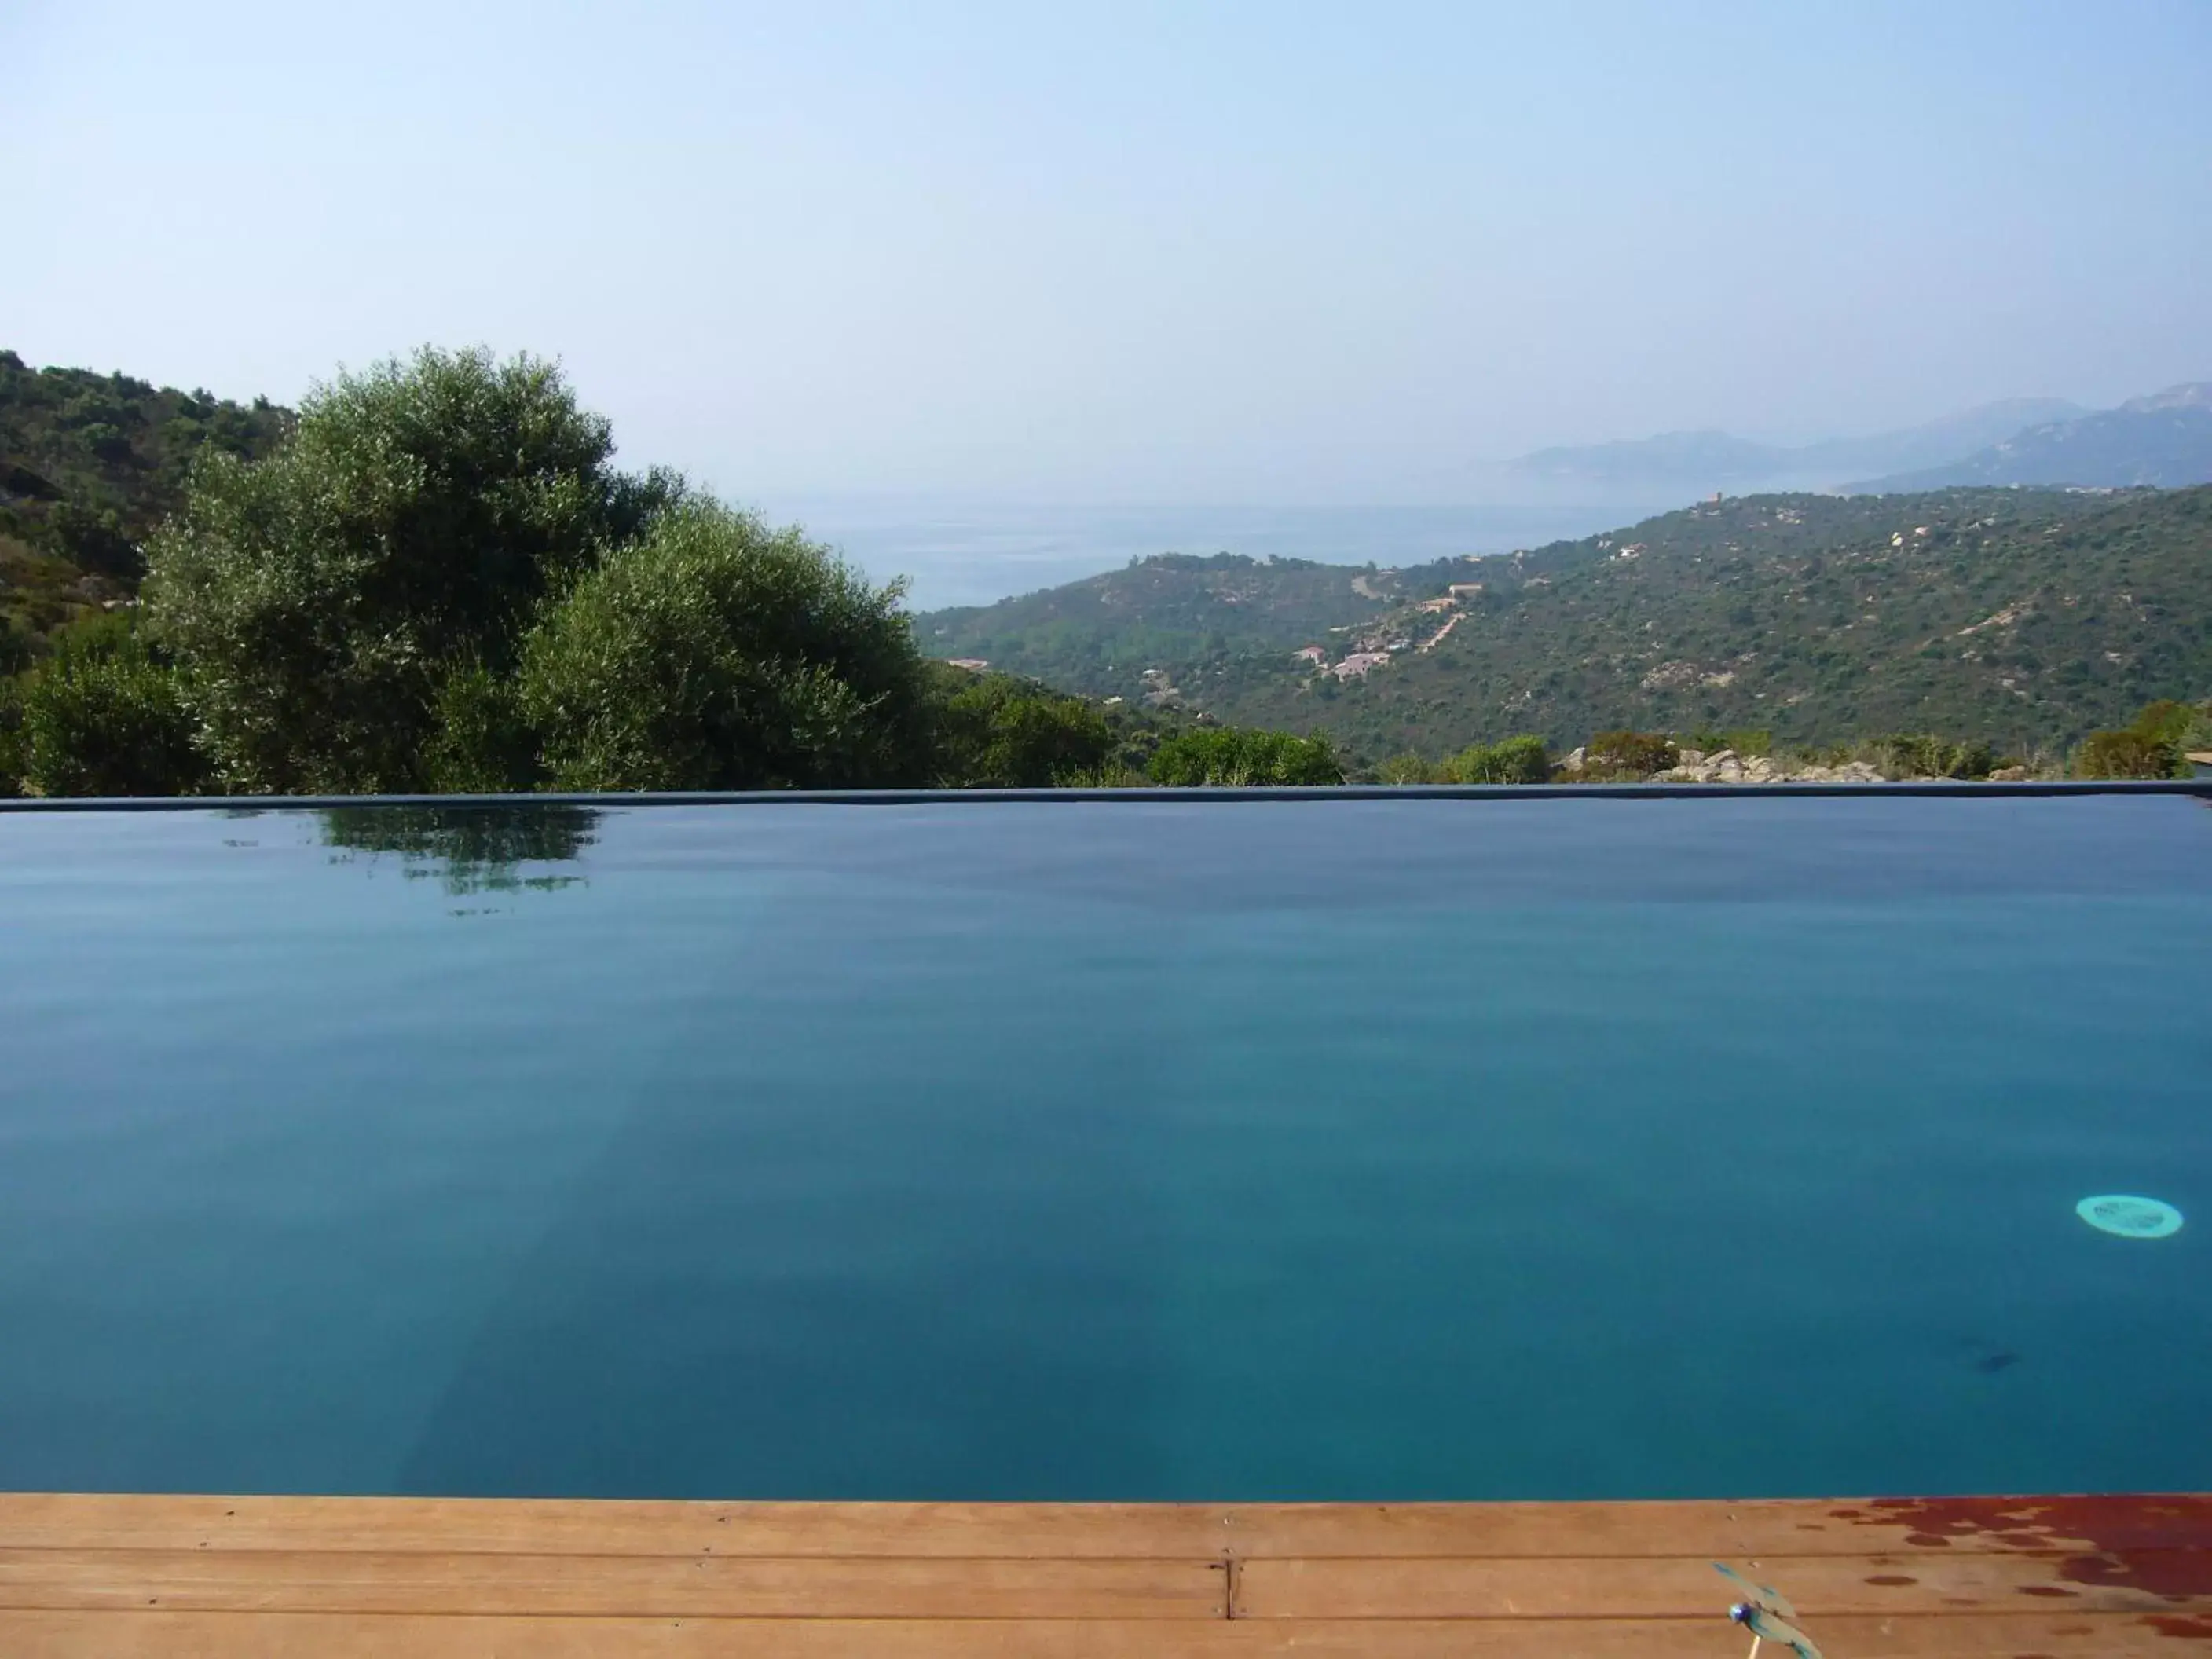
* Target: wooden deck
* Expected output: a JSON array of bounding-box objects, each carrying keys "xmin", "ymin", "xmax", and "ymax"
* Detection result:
[{"xmin": 0, "ymin": 1493, "xmax": 2206, "ymax": 1654}]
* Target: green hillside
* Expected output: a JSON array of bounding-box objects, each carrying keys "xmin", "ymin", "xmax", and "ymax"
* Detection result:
[
  {"xmin": 919, "ymin": 486, "xmax": 2212, "ymax": 761},
  {"xmin": 0, "ymin": 350, "xmax": 292, "ymax": 652}
]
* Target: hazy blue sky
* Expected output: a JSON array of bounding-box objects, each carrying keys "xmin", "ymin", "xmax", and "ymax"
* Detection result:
[{"xmin": 9, "ymin": 0, "xmax": 2211, "ymax": 505}]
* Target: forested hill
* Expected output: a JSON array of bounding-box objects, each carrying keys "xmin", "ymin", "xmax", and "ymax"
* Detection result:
[
  {"xmin": 0, "ymin": 351, "xmax": 291, "ymax": 646},
  {"xmin": 917, "ymin": 485, "xmax": 2212, "ymax": 760}
]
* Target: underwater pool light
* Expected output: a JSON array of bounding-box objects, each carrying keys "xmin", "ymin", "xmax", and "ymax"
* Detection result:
[{"xmin": 2075, "ymin": 1195, "xmax": 2184, "ymax": 1239}]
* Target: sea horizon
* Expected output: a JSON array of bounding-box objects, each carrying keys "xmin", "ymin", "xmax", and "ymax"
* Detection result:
[{"xmin": 742, "ymin": 495, "xmax": 1677, "ymax": 612}]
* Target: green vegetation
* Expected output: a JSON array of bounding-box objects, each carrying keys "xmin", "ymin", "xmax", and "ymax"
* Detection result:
[
  {"xmin": 1, "ymin": 351, "xmax": 290, "ymax": 646},
  {"xmin": 918, "ymin": 551, "xmax": 1398, "ymax": 696},
  {"xmin": 920, "ymin": 487, "xmax": 2212, "ymax": 764},
  {"xmin": 145, "ymin": 348, "xmax": 683, "ymax": 793},
  {"xmin": 1688, "ymin": 727, "xmax": 1773, "ymax": 757},
  {"xmin": 2075, "ymin": 729, "xmax": 2176, "ymax": 780},
  {"xmin": 2072, "ymin": 698, "xmax": 2210, "ymax": 779},
  {"xmin": 5, "ymin": 342, "xmax": 2207, "ymax": 797},
  {"xmin": 1382, "ymin": 734, "xmax": 1551, "ymax": 784},
  {"xmin": 515, "ymin": 501, "xmax": 925, "ymax": 791},
  {"xmin": 922, "ymin": 665, "xmax": 1116, "ymax": 786},
  {"xmin": 1587, "ymin": 731, "xmax": 1679, "ymax": 778},
  {"xmin": 1866, "ymin": 734, "xmax": 1995, "ymax": 781},
  {"xmin": 2, "ymin": 346, "xmax": 1334, "ymax": 798},
  {"xmin": 1146, "ymin": 727, "xmax": 1344, "ymax": 786},
  {"xmin": 12, "ymin": 613, "xmax": 206, "ymax": 797}
]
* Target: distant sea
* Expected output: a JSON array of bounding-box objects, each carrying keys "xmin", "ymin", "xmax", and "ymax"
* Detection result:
[{"xmin": 742, "ymin": 497, "xmax": 1644, "ymax": 611}]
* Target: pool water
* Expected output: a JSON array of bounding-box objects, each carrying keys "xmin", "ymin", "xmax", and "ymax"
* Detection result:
[{"xmin": 2, "ymin": 796, "xmax": 2207, "ymax": 1500}]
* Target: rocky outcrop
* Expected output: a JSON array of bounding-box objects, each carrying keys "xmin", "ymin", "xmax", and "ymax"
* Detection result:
[
  {"xmin": 1547, "ymin": 744, "xmax": 2031, "ymax": 784},
  {"xmin": 1650, "ymin": 748, "xmax": 1884, "ymax": 784}
]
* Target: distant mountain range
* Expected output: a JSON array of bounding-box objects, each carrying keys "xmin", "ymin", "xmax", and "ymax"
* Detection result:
[
  {"xmin": 1846, "ymin": 383, "xmax": 2212, "ymax": 491},
  {"xmin": 1503, "ymin": 397, "xmax": 2085, "ymax": 492},
  {"xmin": 1500, "ymin": 384, "xmax": 2212, "ymax": 500}
]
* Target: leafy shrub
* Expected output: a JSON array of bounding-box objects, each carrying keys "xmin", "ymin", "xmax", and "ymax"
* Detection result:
[
  {"xmin": 2126, "ymin": 700, "xmax": 2197, "ymax": 747},
  {"xmin": 0, "ymin": 621, "xmax": 34, "ymax": 677},
  {"xmin": 47, "ymin": 501, "xmax": 141, "ymax": 579},
  {"xmin": 77, "ymin": 423, "xmax": 133, "ymax": 463},
  {"xmin": 1378, "ymin": 753, "xmax": 1434, "ymax": 784},
  {"xmin": 16, "ymin": 617, "xmax": 207, "ymax": 797},
  {"xmin": 1870, "ymin": 733, "xmax": 1994, "ymax": 779},
  {"xmin": 1056, "ymin": 760, "xmax": 1152, "ymax": 787},
  {"xmin": 925, "ymin": 666, "xmax": 1116, "ymax": 786},
  {"xmin": 518, "ymin": 502, "xmax": 928, "ymax": 791},
  {"xmin": 1438, "ymin": 734, "xmax": 1550, "ymax": 783},
  {"xmin": 0, "ymin": 676, "xmax": 24, "ymax": 796},
  {"xmin": 423, "ymin": 661, "xmax": 542, "ymax": 794},
  {"xmin": 1148, "ymin": 726, "xmax": 1343, "ymax": 786},
  {"xmin": 2075, "ymin": 728, "xmax": 2178, "ymax": 780},
  {"xmin": 2181, "ymin": 705, "xmax": 2212, "ymax": 757},
  {"xmin": 2070, "ymin": 698, "xmax": 2212, "ymax": 779},
  {"xmin": 1585, "ymin": 730, "xmax": 1677, "ymax": 777}
]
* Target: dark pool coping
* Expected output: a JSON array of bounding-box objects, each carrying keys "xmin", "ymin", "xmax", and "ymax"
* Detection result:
[{"xmin": 2, "ymin": 780, "xmax": 2208, "ymax": 811}]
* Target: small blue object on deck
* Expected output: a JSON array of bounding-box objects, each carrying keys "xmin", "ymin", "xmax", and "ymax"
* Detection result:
[{"xmin": 2075, "ymin": 1194, "xmax": 2185, "ymax": 1239}]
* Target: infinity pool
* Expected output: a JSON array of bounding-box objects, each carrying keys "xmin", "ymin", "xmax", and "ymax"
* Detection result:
[{"xmin": 2, "ymin": 796, "xmax": 2207, "ymax": 1500}]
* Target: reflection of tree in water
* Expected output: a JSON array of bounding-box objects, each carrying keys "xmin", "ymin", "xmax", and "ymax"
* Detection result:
[{"xmin": 320, "ymin": 805, "xmax": 600, "ymax": 896}]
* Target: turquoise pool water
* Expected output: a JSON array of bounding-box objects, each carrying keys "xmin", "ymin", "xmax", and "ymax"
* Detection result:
[{"xmin": 2, "ymin": 796, "xmax": 2207, "ymax": 1500}]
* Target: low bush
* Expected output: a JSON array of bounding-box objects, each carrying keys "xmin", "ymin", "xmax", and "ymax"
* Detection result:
[
  {"xmin": 2075, "ymin": 728, "xmax": 2178, "ymax": 780},
  {"xmin": 1148, "ymin": 726, "xmax": 1343, "ymax": 786},
  {"xmin": 2126, "ymin": 700, "xmax": 2197, "ymax": 747},
  {"xmin": 1870, "ymin": 733, "xmax": 1994, "ymax": 780},
  {"xmin": 1438, "ymin": 734, "xmax": 1550, "ymax": 784},
  {"xmin": 1377, "ymin": 753, "xmax": 1435, "ymax": 784},
  {"xmin": 1585, "ymin": 730, "xmax": 1677, "ymax": 777},
  {"xmin": 924, "ymin": 666, "xmax": 1116, "ymax": 786},
  {"xmin": 16, "ymin": 616, "xmax": 207, "ymax": 797}
]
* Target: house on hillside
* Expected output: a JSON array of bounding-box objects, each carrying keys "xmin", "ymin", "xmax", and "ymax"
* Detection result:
[
  {"xmin": 1332, "ymin": 651, "xmax": 1390, "ymax": 681},
  {"xmin": 946, "ymin": 657, "xmax": 991, "ymax": 672},
  {"xmin": 1447, "ymin": 582, "xmax": 1485, "ymax": 600},
  {"xmin": 1293, "ymin": 645, "xmax": 1327, "ymax": 666},
  {"xmin": 2190, "ymin": 750, "xmax": 2212, "ymax": 779}
]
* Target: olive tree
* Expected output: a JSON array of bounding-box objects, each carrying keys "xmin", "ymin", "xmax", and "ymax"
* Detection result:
[
  {"xmin": 145, "ymin": 347, "xmax": 678, "ymax": 793},
  {"xmin": 516, "ymin": 503, "xmax": 928, "ymax": 791}
]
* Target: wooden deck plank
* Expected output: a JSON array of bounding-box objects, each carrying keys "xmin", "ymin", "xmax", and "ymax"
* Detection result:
[
  {"xmin": 0, "ymin": 1497, "xmax": 1236, "ymax": 1559},
  {"xmin": 0, "ymin": 1611, "xmax": 2199, "ymax": 1657},
  {"xmin": 11, "ymin": 1541, "xmax": 2206, "ymax": 1622},
  {"xmin": 6, "ymin": 1492, "xmax": 2205, "ymax": 1559},
  {"xmin": 1225, "ymin": 1493, "xmax": 2212, "ymax": 1558},
  {"xmin": 0, "ymin": 1549, "xmax": 1223, "ymax": 1619},
  {"xmin": 0, "ymin": 1494, "xmax": 2204, "ymax": 1656},
  {"xmin": 1233, "ymin": 1549, "xmax": 2212, "ymax": 1618}
]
